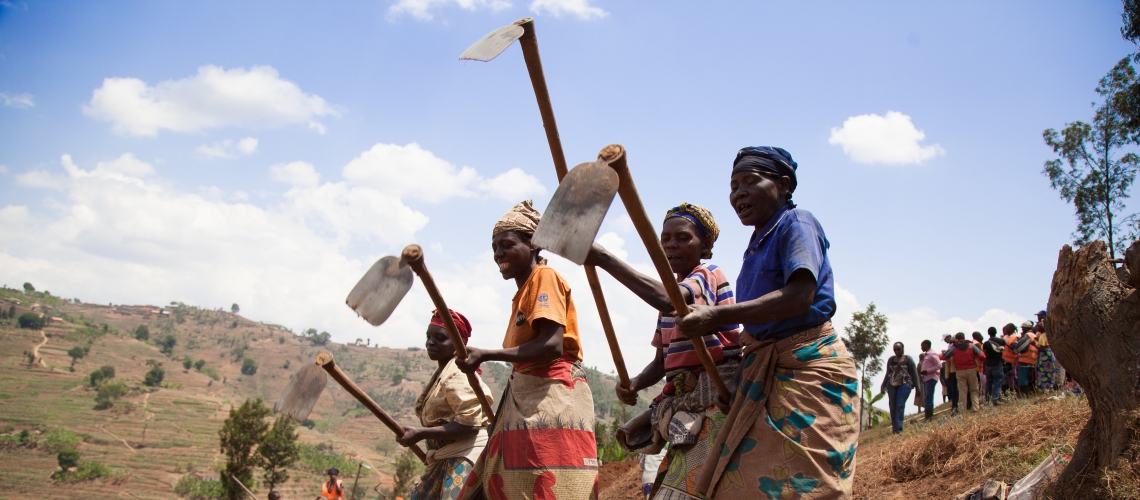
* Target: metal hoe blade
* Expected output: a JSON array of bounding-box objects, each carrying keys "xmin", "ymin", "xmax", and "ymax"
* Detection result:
[
  {"xmin": 274, "ymin": 363, "xmax": 328, "ymax": 421},
  {"xmin": 345, "ymin": 255, "xmax": 414, "ymax": 326},
  {"xmin": 533, "ymin": 160, "xmax": 619, "ymax": 264},
  {"xmin": 459, "ymin": 23, "xmax": 525, "ymax": 61}
]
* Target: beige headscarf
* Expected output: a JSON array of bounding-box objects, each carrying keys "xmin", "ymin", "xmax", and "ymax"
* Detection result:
[
  {"xmin": 492, "ymin": 200, "xmax": 542, "ymax": 237},
  {"xmin": 492, "ymin": 200, "xmax": 547, "ymax": 265}
]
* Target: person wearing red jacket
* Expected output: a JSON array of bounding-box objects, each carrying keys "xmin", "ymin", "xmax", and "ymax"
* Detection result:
[{"xmin": 942, "ymin": 332, "xmax": 985, "ymax": 413}]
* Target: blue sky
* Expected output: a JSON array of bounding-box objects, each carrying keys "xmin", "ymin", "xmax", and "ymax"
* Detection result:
[{"xmin": 0, "ymin": 1, "xmax": 1135, "ymax": 393}]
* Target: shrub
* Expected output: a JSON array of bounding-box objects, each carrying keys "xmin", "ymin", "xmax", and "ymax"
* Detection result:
[
  {"xmin": 144, "ymin": 365, "xmax": 165, "ymax": 387},
  {"xmin": 296, "ymin": 443, "xmax": 355, "ymax": 475},
  {"xmin": 240, "ymin": 358, "xmax": 258, "ymax": 376},
  {"xmin": 159, "ymin": 335, "xmax": 176, "ymax": 356},
  {"xmin": 42, "ymin": 427, "xmax": 83, "ymax": 453},
  {"xmin": 134, "ymin": 325, "xmax": 149, "ymax": 341},
  {"xmin": 95, "ymin": 383, "xmax": 129, "ymax": 409},
  {"xmin": 174, "ymin": 474, "xmax": 225, "ymax": 499},
  {"xmin": 18, "ymin": 313, "xmax": 43, "ymax": 330},
  {"xmin": 88, "ymin": 365, "xmax": 115, "ymax": 387},
  {"xmin": 183, "ymin": 356, "xmax": 193, "ymax": 371},
  {"xmin": 194, "ymin": 359, "xmax": 206, "ymax": 371},
  {"xmin": 58, "ymin": 448, "xmax": 80, "ymax": 469},
  {"xmin": 201, "ymin": 368, "xmax": 220, "ymax": 381}
]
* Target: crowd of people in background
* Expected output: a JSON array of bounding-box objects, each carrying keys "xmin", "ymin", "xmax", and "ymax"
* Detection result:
[{"xmin": 880, "ymin": 310, "xmax": 1072, "ymax": 434}]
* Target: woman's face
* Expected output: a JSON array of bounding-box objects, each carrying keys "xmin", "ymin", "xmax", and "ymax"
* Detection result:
[
  {"xmin": 492, "ymin": 231, "xmax": 536, "ymax": 280},
  {"xmin": 730, "ymin": 171, "xmax": 790, "ymax": 227},
  {"xmin": 661, "ymin": 217, "xmax": 708, "ymax": 275},
  {"xmin": 893, "ymin": 343, "xmax": 903, "ymax": 357},
  {"xmin": 425, "ymin": 324, "xmax": 455, "ymax": 361}
]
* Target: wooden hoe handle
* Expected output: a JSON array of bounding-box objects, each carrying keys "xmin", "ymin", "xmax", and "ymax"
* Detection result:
[
  {"xmin": 514, "ymin": 18, "xmax": 631, "ymax": 390},
  {"xmin": 316, "ymin": 352, "xmax": 428, "ymax": 463},
  {"xmin": 401, "ymin": 245, "xmax": 497, "ymax": 421},
  {"xmin": 598, "ymin": 144, "xmax": 732, "ymax": 403}
]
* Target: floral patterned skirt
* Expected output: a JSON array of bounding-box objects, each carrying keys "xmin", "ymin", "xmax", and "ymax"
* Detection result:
[
  {"xmin": 694, "ymin": 322, "xmax": 859, "ymax": 499},
  {"xmin": 1037, "ymin": 348, "xmax": 1062, "ymax": 392},
  {"xmin": 411, "ymin": 457, "xmax": 473, "ymax": 500}
]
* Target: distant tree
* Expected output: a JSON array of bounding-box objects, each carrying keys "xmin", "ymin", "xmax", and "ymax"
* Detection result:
[
  {"xmin": 241, "ymin": 358, "xmax": 258, "ymax": 376},
  {"xmin": 57, "ymin": 448, "xmax": 80, "ymax": 470},
  {"xmin": 143, "ymin": 365, "xmax": 165, "ymax": 387},
  {"xmin": 183, "ymin": 356, "xmax": 193, "ymax": 371},
  {"xmin": 1044, "ymin": 58, "xmax": 1140, "ymax": 260},
  {"xmin": 134, "ymin": 325, "xmax": 149, "ymax": 341},
  {"xmin": 88, "ymin": 365, "xmax": 115, "ymax": 387},
  {"xmin": 841, "ymin": 302, "xmax": 890, "ymax": 432},
  {"xmin": 159, "ymin": 335, "xmax": 176, "ymax": 356},
  {"xmin": 7, "ymin": 305, "xmax": 14, "ymax": 319},
  {"xmin": 392, "ymin": 448, "xmax": 424, "ymax": 498},
  {"xmin": 22, "ymin": 282, "xmax": 34, "ymax": 293},
  {"xmin": 23, "ymin": 350, "xmax": 35, "ymax": 367},
  {"xmin": 310, "ymin": 331, "xmax": 331, "ymax": 346},
  {"xmin": 231, "ymin": 303, "xmax": 240, "ymax": 314},
  {"xmin": 219, "ymin": 398, "xmax": 271, "ymax": 500},
  {"xmin": 17, "ymin": 313, "xmax": 43, "ymax": 330},
  {"xmin": 67, "ymin": 346, "xmax": 88, "ymax": 367},
  {"xmin": 194, "ymin": 359, "xmax": 206, "ymax": 371},
  {"xmin": 94, "ymin": 383, "xmax": 128, "ymax": 409},
  {"xmin": 356, "ymin": 338, "xmax": 363, "ymax": 345},
  {"xmin": 258, "ymin": 415, "xmax": 299, "ymax": 493}
]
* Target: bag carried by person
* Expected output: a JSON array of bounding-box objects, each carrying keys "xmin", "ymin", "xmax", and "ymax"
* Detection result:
[{"xmin": 1011, "ymin": 335, "xmax": 1032, "ymax": 354}]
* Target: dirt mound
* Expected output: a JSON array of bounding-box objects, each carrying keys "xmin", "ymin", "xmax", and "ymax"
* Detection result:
[
  {"xmin": 598, "ymin": 460, "xmax": 644, "ymax": 500},
  {"xmin": 854, "ymin": 395, "xmax": 1089, "ymax": 499}
]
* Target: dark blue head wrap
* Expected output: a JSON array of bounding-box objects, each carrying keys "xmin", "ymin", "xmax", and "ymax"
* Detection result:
[{"xmin": 732, "ymin": 146, "xmax": 798, "ymax": 207}]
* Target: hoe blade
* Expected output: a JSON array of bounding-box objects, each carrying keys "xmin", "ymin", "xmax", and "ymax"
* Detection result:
[
  {"xmin": 274, "ymin": 363, "xmax": 327, "ymax": 421},
  {"xmin": 533, "ymin": 160, "xmax": 619, "ymax": 265},
  {"xmin": 346, "ymin": 255, "xmax": 414, "ymax": 326},
  {"xmin": 459, "ymin": 23, "xmax": 525, "ymax": 62}
]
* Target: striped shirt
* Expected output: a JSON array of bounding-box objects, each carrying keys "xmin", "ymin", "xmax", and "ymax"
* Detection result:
[{"xmin": 652, "ymin": 263, "xmax": 742, "ymax": 371}]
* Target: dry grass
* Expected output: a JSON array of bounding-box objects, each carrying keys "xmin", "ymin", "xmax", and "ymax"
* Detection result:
[
  {"xmin": 1043, "ymin": 409, "xmax": 1140, "ymax": 500},
  {"xmin": 854, "ymin": 395, "xmax": 1089, "ymax": 499}
]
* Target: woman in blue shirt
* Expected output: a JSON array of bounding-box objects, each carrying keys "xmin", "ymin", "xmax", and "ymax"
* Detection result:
[{"xmin": 680, "ymin": 147, "xmax": 859, "ymax": 499}]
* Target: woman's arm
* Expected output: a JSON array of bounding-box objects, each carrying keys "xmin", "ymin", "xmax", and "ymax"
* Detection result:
[
  {"xmin": 585, "ymin": 242, "xmax": 691, "ymax": 313},
  {"xmin": 616, "ymin": 348, "xmax": 665, "ymax": 406},
  {"xmin": 677, "ymin": 268, "xmax": 816, "ymax": 339},
  {"xmin": 396, "ymin": 421, "xmax": 481, "ymax": 447},
  {"xmin": 907, "ymin": 357, "xmax": 922, "ymax": 399},
  {"xmin": 456, "ymin": 318, "xmax": 564, "ymax": 373}
]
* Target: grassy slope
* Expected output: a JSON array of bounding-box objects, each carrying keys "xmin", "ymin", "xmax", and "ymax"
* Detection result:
[{"xmin": 0, "ymin": 289, "xmax": 657, "ymax": 499}]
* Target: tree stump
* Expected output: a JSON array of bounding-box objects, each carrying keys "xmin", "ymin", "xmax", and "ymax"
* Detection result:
[{"xmin": 1047, "ymin": 240, "xmax": 1140, "ymax": 491}]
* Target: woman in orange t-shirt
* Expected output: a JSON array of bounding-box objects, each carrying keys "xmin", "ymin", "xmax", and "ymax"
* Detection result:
[{"xmin": 456, "ymin": 200, "xmax": 598, "ymax": 500}]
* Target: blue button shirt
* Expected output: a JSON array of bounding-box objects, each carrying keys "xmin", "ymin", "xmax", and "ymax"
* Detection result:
[{"xmin": 736, "ymin": 206, "xmax": 835, "ymax": 341}]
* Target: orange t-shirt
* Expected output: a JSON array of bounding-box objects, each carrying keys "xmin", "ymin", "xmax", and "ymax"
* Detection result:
[{"xmin": 503, "ymin": 265, "xmax": 581, "ymax": 368}]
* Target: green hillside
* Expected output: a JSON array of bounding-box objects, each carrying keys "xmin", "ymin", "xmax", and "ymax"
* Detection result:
[{"xmin": 0, "ymin": 286, "xmax": 657, "ymax": 499}]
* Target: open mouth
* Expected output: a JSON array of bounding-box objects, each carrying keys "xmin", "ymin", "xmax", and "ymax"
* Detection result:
[
  {"xmin": 735, "ymin": 201, "xmax": 754, "ymax": 218},
  {"xmin": 497, "ymin": 261, "xmax": 510, "ymax": 272}
]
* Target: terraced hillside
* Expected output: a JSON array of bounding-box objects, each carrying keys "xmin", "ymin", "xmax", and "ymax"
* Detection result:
[{"xmin": 0, "ymin": 287, "xmax": 652, "ymax": 499}]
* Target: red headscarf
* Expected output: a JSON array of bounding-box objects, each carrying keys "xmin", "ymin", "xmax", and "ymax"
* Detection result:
[{"xmin": 429, "ymin": 309, "xmax": 472, "ymax": 344}]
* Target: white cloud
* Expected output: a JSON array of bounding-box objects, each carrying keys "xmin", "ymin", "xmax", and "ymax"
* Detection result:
[
  {"xmin": 387, "ymin": 0, "xmax": 510, "ymax": 21},
  {"xmin": 478, "ymin": 168, "xmax": 548, "ymax": 201},
  {"xmin": 83, "ymin": 65, "xmax": 338, "ymax": 137},
  {"xmin": 828, "ymin": 111, "xmax": 945, "ymax": 165},
  {"xmin": 196, "ymin": 137, "xmax": 259, "ymax": 159},
  {"xmin": 343, "ymin": 142, "xmax": 546, "ymax": 203},
  {"xmin": 0, "ymin": 141, "xmax": 553, "ymax": 353},
  {"xmin": 530, "ymin": 0, "xmax": 607, "ymax": 19},
  {"xmin": 270, "ymin": 161, "xmax": 321, "ymax": 187},
  {"xmin": 0, "ymin": 92, "xmax": 34, "ymax": 109},
  {"xmin": 0, "ymin": 164, "xmax": 8, "ymax": 175}
]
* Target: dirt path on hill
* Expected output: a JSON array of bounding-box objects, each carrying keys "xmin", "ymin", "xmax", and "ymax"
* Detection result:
[
  {"xmin": 32, "ymin": 330, "xmax": 47, "ymax": 367},
  {"xmin": 98, "ymin": 425, "xmax": 137, "ymax": 453}
]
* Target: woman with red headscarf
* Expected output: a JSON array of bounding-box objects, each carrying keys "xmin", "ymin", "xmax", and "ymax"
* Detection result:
[{"xmin": 397, "ymin": 309, "xmax": 493, "ymax": 500}]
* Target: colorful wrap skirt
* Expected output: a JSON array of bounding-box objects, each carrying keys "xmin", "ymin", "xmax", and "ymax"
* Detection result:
[
  {"xmin": 459, "ymin": 355, "xmax": 598, "ymax": 500},
  {"xmin": 694, "ymin": 322, "xmax": 859, "ymax": 499},
  {"xmin": 411, "ymin": 453, "xmax": 474, "ymax": 500},
  {"xmin": 1036, "ymin": 347, "xmax": 1062, "ymax": 392}
]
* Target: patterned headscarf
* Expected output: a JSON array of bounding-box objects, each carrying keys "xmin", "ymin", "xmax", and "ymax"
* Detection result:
[
  {"xmin": 493, "ymin": 199, "xmax": 542, "ymax": 237},
  {"xmin": 492, "ymin": 199, "xmax": 547, "ymax": 265},
  {"xmin": 430, "ymin": 309, "xmax": 472, "ymax": 344},
  {"xmin": 664, "ymin": 202, "xmax": 719, "ymax": 259},
  {"xmin": 732, "ymin": 146, "xmax": 799, "ymax": 207}
]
